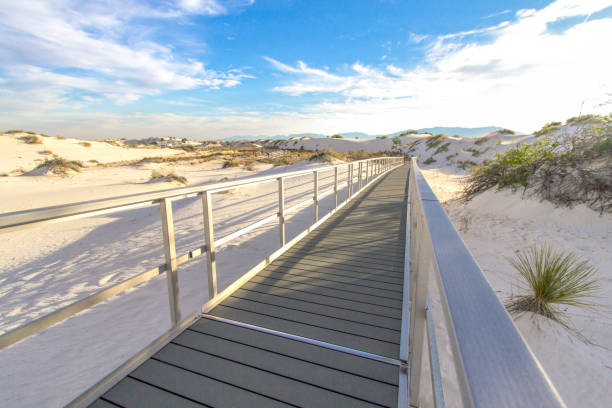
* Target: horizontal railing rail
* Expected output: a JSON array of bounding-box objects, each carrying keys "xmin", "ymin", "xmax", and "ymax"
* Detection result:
[
  {"xmin": 403, "ymin": 157, "xmax": 565, "ymax": 408},
  {"xmin": 0, "ymin": 156, "xmax": 403, "ymax": 351}
]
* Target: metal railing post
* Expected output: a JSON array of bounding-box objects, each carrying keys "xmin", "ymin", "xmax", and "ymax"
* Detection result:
[
  {"xmin": 334, "ymin": 167, "xmax": 338, "ymax": 209},
  {"xmin": 349, "ymin": 163, "xmax": 354, "ymax": 197},
  {"xmin": 358, "ymin": 162, "xmax": 363, "ymax": 190},
  {"xmin": 366, "ymin": 160, "xmax": 370, "ymax": 184},
  {"xmin": 160, "ymin": 198, "xmax": 181, "ymax": 326},
  {"xmin": 202, "ymin": 191, "xmax": 218, "ymax": 299},
  {"xmin": 409, "ymin": 215, "xmax": 432, "ymax": 407},
  {"xmin": 346, "ymin": 164, "xmax": 351, "ymax": 199},
  {"xmin": 313, "ymin": 171, "xmax": 319, "ymax": 222},
  {"xmin": 277, "ymin": 177, "xmax": 285, "ymax": 247}
]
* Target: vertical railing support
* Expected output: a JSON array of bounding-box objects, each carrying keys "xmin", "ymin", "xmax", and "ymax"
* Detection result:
[
  {"xmin": 202, "ymin": 191, "xmax": 218, "ymax": 299},
  {"xmin": 160, "ymin": 198, "xmax": 181, "ymax": 326},
  {"xmin": 334, "ymin": 167, "xmax": 338, "ymax": 209},
  {"xmin": 277, "ymin": 177, "xmax": 285, "ymax": 247},
  {"xmin": 365, "ymin": 160, "xmax": 370, "ymax": 185},
  {"xmin": 358, "ymin": 162, "xmax": 363, "ymax": 190},
  {"xmin": 349, "ymin": 163, "xmax": 354, "ymax": 197},
  {"xmin": 313, "ymin": 171, "xmax": 319, "ymax": 222},
  {"xmin": 409, "ymin": 209, "xmax": 433, "ymax": 406}
]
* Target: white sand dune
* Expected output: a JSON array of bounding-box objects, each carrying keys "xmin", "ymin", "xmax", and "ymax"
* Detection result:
[{"xmin": 0, "ymin": 125, "xmax": 610, "ymax": 407}]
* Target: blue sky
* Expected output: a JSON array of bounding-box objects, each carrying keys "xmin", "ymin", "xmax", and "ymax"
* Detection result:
[{"xmin": 0, "ymin": 0, "xmax": 610, "ymax": 139}]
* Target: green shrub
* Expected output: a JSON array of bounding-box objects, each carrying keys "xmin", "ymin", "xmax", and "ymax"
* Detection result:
[
  {"xmin": 534, "ymin": 122, "xmax": 562, "ymax": 137},
  {"xmin": 474, "ymin": 138, "xmax": 488, "ymax": 145},
  {"xmin": 36, "ymin": 158, "xmax": 83, "ymax": 176},
  {"xmin": 498, "ymin": 129, "xmax": 515, "ymax": 135},
  {"xmin": 423, "ymin": 156, "xmax": 436, "ymax": 165},
  {"xmin": 392, "ymin": 136, "xmax": 402, "ymax": 146},
  {"xmin": 505, "ymin": 244, "xmax": 599, "ymax": 327},
  {"xmin": 331, "ymin": 134, "xmax": 343, "ymax": 138},
  {"xmin": 457, "ymin": 160, "xmax": 478, "ymax": 171},
  {"xmin": 376, "ymin": 135, "xmax": 388, "ymax": 139},
  {"xmin": 464, "ymin": 137, "xmax": 558, "ymax": 197},
  {"xmin": 23, "ymin": 135, "xmax": 43, "ymax": 144},
  {"xmin": 425, "ymin": 134, "xmax": 447, "ymax": 150},
  {"xmin": 5, "ymin": 129, "xmax": 24, "ymax": 134},
  {"xmin": 434, "ymin": 142, "xmax": 450, "ymax": 155}
]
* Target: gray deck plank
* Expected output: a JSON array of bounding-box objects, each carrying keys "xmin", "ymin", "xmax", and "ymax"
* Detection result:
[
  {"xmin": 173, "ymin": 330, "xmax": 398, "ymax": 406},
  {"xmin": 245, "ymin": 269, "xmax": 403, "ymax": 299},
  {"xmin": 231, "ymin": 288, "xmax": 400, "ymax": 329},
  {"xmin": 221, "ymin": 296, "xmax": 400, "ymax": 341},
  {"xmin": 102, "ymin": 377, "xmax": 208, "ymax": 408},
  {"xmin": 264, "ymin": 262, "xmax": 404, "ymax": 284},
  {"xmin": 154, "ymin": 343, "xmax": 381, "ymax": 408},
  {"xmin": 270, "ymin": 256, "xmax": 404, "ymax": 275},
  {"xmin": 189, "ymin": 318, "xmax": 399, "ymax": 385},
  {"xmin": 212, "ymin": 305, "xmax": 400, "ymax": 358},
  {"xmin": 240, "ymin": 281, "xmax": 402, "ymax": 318},
  {"xmin": 258, "ymin": 266, "xmax": 403, "ymax": 291},
  {"xmin": 247, "ymin": 274, "xmax": 403, "ymax": 308}
]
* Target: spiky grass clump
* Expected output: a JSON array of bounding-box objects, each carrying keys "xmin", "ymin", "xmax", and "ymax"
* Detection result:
[
  {"xmin": 506, "ymin": 244, "xmax": 599, "ymax": 326},
  {"xmin": 35, "ymin": 158, "xmax": 83, "ymax": 176}
]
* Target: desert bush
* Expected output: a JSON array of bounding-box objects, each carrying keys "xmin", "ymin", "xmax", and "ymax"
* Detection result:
[
  {"xmin": 36, "ymin": 158, "xmax": 83, "ymax": 176},
  {"xmin": 79, "ymin": 141, "xmax": 92, "ymax": 147},
  {"xmin": 376, "ymin": 135, "xmax": 388, "ymax": 139},
  {"xmin": 566, "ymin": 114, "xmax": 609, "ymax": 126},
  {"xmin": 150, "ymin": 170, "xmax": 187, "ymax": 184},
  {"xmin": 534, "ymin": 121, "xmax": 562, "ymax": 137},
  {"xmin": 57, "ymin": 135, "xmax": 66, "ymax": 140},
  {"xmin": 498, "ymin": 129, "xmax": 515, "ymax": 135},
  {"xmin": 425, "ymin": 134, "xmax": 447, "ymax": 150},
  {"xmin": 505, "ymin": 244, "xmax": 599, "ymax": 328},
  {"xmin": 222, "ymin": 158, "xmax": 242, "ymax": 168},
  {"xmin": 392, "ymin": 136, "xmax": 402, "ymax": 146},
  {"xmin": 42, "ymin": 149, "xmax": 53, "ymax": 155},
  {"xmin": 434, "ymin": 142, "xmax": 450, "ymax": 155},
  {"xmin": 457, "ymin": 160, "xmax": 478, "ymax": 171},
  {"xmin": 331, "ymin": 134, "xmax": 343, "ymax": 138},
  {"xmin": 23, "ymin": 135, "xmax": 43, "ymax": 144},
  {"xmin": 446, "ymin": 153, "xmax": 458, "ymax": 160},
  {"xmin": 423, "ymin": 156, "xmax": 436, "ymax": 165},
  {"xmin": 458, "ymin": 215, "xmax": 472, "ymax": 232},
  {"xmin": 5, "ymin": 129, "xmax": 24, "ymax": 134},
  {"xmin": 165, "ymin": 173, "xmax": 188, "ymax": 185},
  {"xmin": 474, "ymin": 138, "xmax": 488, "ymax": 145},
  {"xmin": 0, "ymin": 173, "xmax": 8, "ymax": 177}
]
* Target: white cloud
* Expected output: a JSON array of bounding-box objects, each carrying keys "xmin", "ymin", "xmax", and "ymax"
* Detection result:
[
  {"xmin": 265, "ymin": 0, "xmax": 612, "ymax": 132},
  {"xmin": 0, "ymin": 0, "xmax": 253, "ymax": 111}
]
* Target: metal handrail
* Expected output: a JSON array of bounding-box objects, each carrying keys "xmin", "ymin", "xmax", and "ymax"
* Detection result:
[
  {"xmin": 0, "ymin": 156, "xmax": 403, "ymax": 349},
  {"xmin": 403, "ymin": 157, "xmax": 565, "ymax": 407}
]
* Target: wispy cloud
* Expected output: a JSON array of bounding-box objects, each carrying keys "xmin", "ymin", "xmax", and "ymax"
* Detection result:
[
  {"xmin": 484, "ymin": 9, "xmax": 511, "ymax": 19},
  {"xmin": 265, "ymin": 0, "xmax": 612, "ymax": 132},
  {"xmin": 0, "ymin": 0, "xmax": 254, "ymax": 112}
]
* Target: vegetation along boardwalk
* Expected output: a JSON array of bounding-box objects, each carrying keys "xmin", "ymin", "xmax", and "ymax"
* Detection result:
[{"xmin": 88, "ymin": 165, "xmax": 409, "ymax": 407}]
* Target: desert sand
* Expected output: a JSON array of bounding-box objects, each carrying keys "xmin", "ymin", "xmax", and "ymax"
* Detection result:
[{"xmin": 0, "ymin": 129, "xmax": 610, "ymax": 407}]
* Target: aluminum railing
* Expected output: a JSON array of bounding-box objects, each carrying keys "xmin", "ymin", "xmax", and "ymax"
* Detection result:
[
  {"xmin": 0, "ymin": 156, "xmax": 403, "ymax": 350},
  {"xmin": 402, "ymin": 157, "xmax": 565, "ymax": 408}
]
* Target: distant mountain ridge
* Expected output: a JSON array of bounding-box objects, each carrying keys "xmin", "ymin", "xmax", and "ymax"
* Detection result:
[{"xmin": 225, "ymin": 126, "xmax": 506, "ymax": 141}]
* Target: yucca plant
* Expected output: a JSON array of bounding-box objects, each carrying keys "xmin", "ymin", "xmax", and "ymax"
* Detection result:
[{"xmin": 505, "ymin": 244, "xmax": 599, "ymax": 326}]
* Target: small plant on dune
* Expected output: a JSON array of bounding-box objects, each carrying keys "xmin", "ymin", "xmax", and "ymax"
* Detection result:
[
  {"xmin": 79, "ymin": 141, "xmax": 92, "ymax": 147},
  {"xmin": 331, "ymin": 134, "xmax": 343, "ymax": 138},
  {"xmin": 534, "ymin": 121, "xmax": 562, "ymax": 138},
  {"xmin": 474, "ymin": 137, "xmax": 488, "ymax": 146},
  {"xmin": 392, "ymin": 136, "xmax": 402, "ymax": 146},
  {"xmin": 458, "ymin": 214, "xmax": 472, "ymax": 232},
  {"xmin": 222, "ymin": 158, "xmax": 241, "ymax": 168},
  {"xmin": 57, "ymin": 135, "xmax": 66, "ymax": 140},
  {"xmin": 42, "ymin": 149, "xmax": 53, "ymax": 155},
  {"xmin": 434, "ymin": 141, "xmax": 450, "ymax": 155},
  {"xmin": 425, "ymin": 134, "xmax": 447, "ymax": 150},
  {"xmin": 5, "ymin": 129, "xmax": 24, "ymax": 134},
  {"xmin": 150, "ymin": 170, "xmax": 188, "ymax": 184},
  {"xmin": 165, "ymin": 172, "xmax": 188, "ymax": 185},
  {"xmin": 36, "ymin": 158, "xmax": 84, "ymax": 176},
  {"xmin": 498, "ymin": 128, "xmax": 515, "ymax": 135},
  {"xmin": 423, "ymin": 156, "xmax": 436, "ymax": 165},
  {"xmin": 23, "ymin": 135, "xmax": 43, "ymax": 144},
  {"xmin": 505, "ymin": 244, "xmax": 599, "ymax": 329}
]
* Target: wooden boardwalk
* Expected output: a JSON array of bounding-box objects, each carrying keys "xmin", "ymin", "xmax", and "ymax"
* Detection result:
[{"xmin": 90, "ymin": 165, "xmax": 409, "ymax": 408}]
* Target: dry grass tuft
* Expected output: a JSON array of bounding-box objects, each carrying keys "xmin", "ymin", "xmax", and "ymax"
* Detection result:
[
  {"xmin": 505, "ymin": 244, "xmax": 600, "ymax": 328},
  {"xmin": 35, "ymin": 158, "xmax": 84, "ymax": 176},
  {"xmin": 23, "ymin": 135, "xmax": 43, "ymax": 144}
]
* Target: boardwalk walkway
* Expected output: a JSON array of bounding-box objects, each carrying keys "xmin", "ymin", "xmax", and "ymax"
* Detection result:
[{"xmin": 90, "ymin": 165, "xmax": 409, "ymax": 408}]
